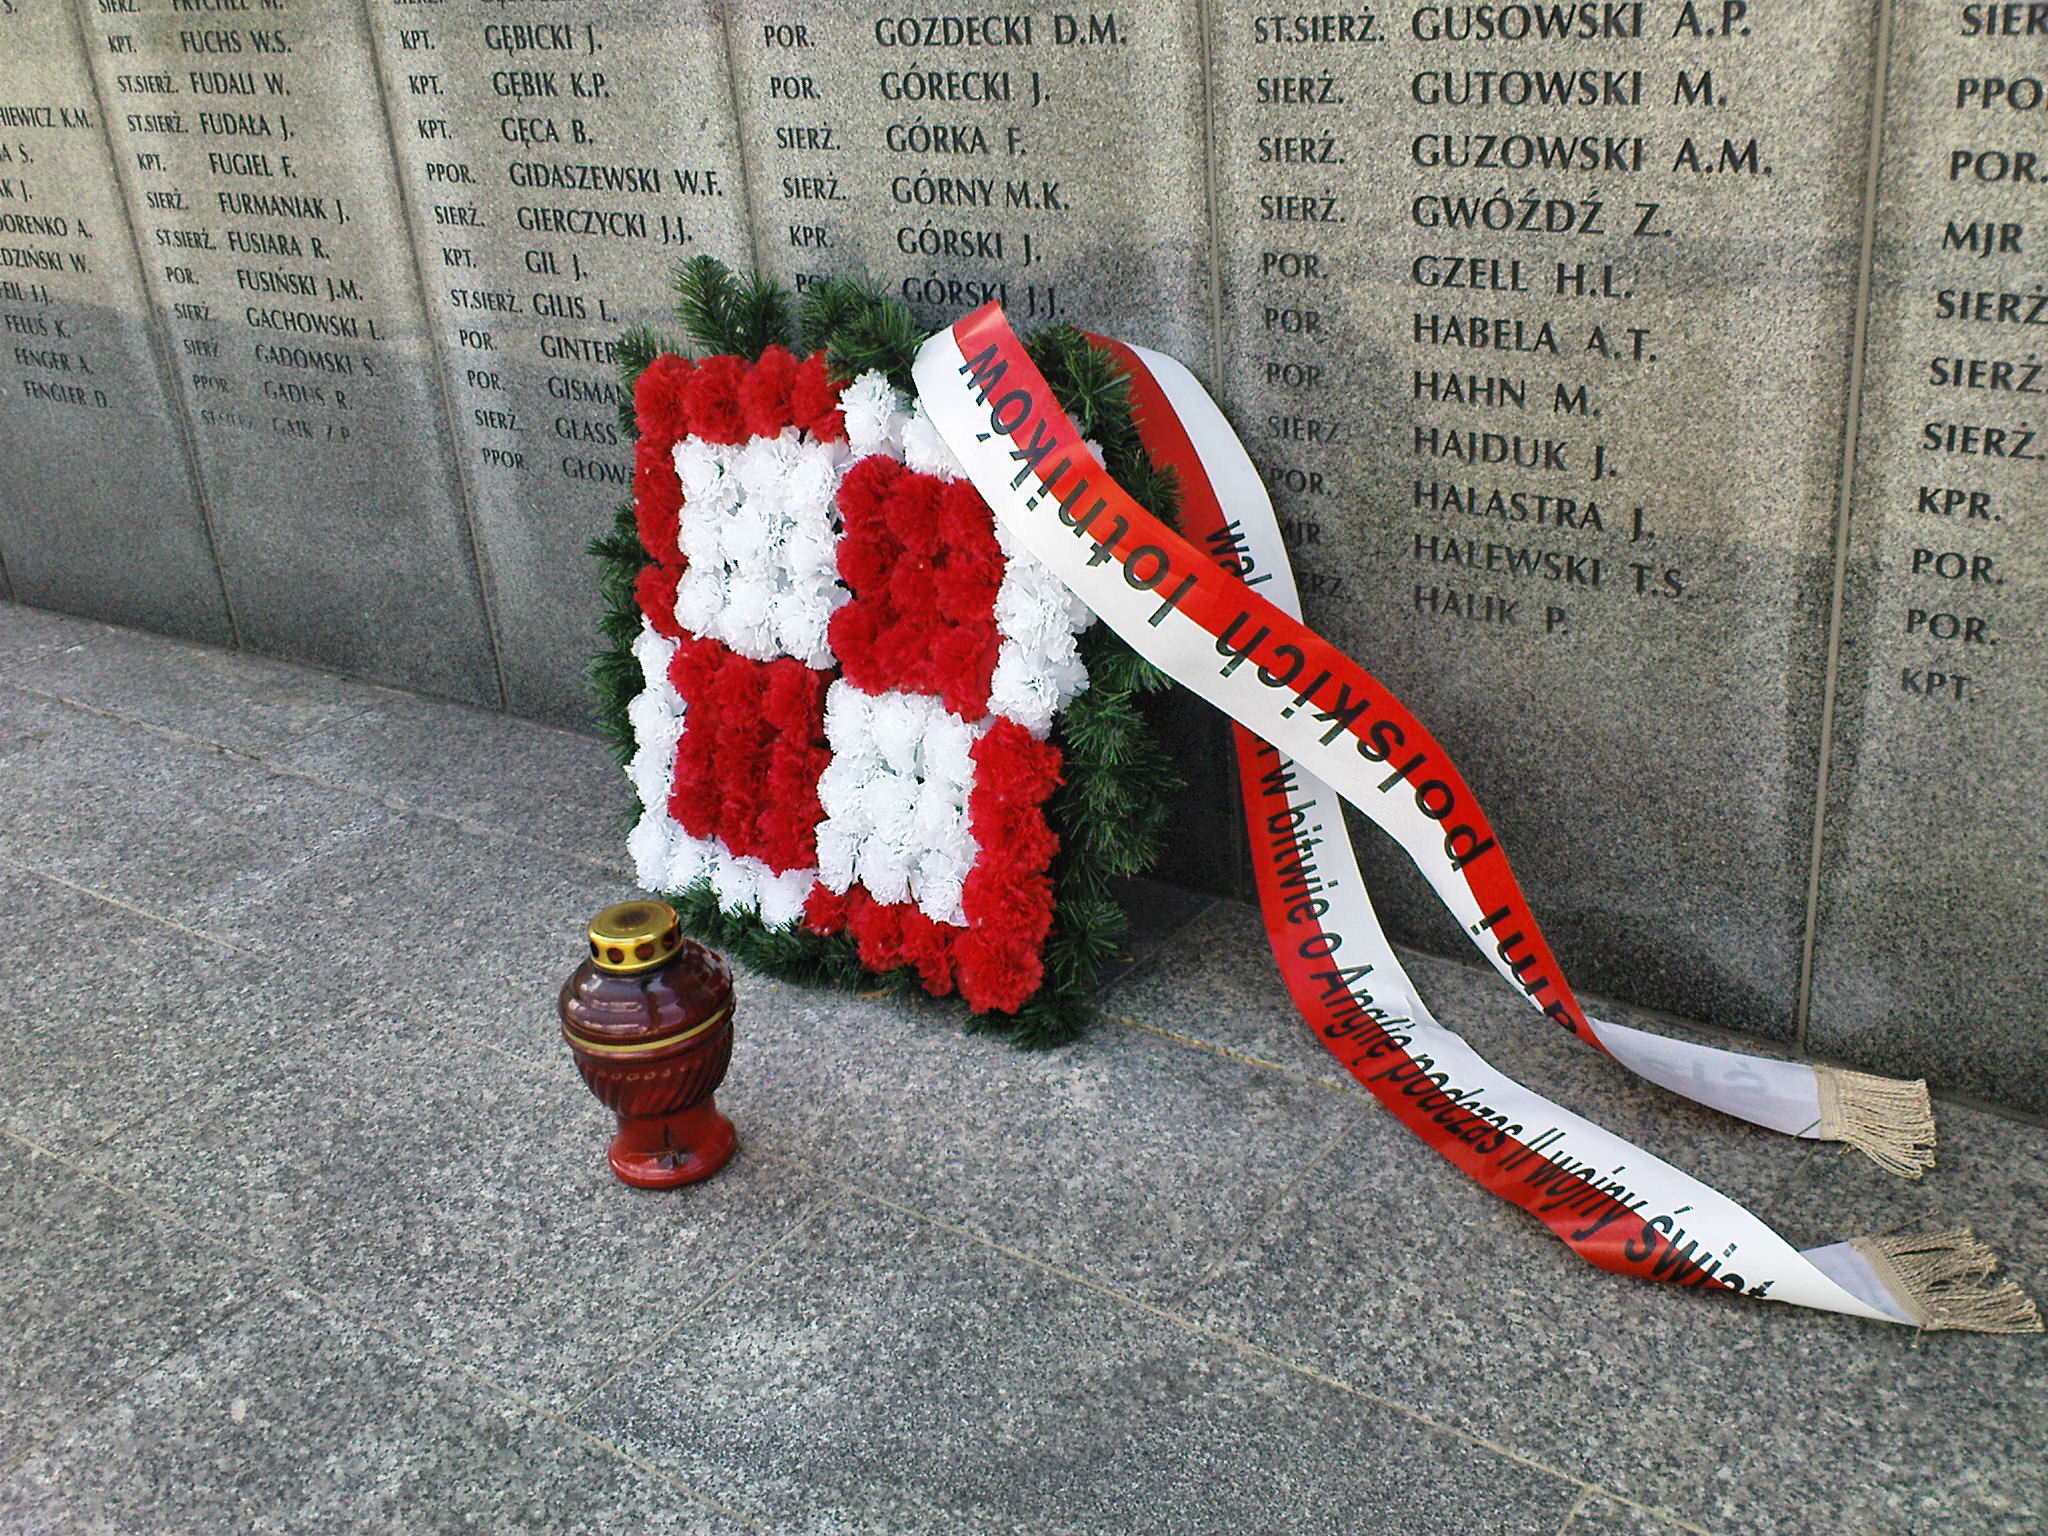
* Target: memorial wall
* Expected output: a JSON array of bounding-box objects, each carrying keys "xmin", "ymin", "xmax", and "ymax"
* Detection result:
[{"xmin": 0, "ymin": 0, "xmax": 2041, "ymax": 1111}]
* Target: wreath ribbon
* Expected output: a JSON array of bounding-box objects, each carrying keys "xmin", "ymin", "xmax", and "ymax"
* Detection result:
[{"xmin": 913, "ymin": 305, "xmax": 2039, "ymax": 1332}]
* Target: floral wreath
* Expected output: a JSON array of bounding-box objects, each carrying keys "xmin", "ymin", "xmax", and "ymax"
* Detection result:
[{"xmin": 590, "ymin": 259, "xmax": 1183, "ymax": 1045}]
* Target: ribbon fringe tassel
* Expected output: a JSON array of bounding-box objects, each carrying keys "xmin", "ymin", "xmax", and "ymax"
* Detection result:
[
  {"xmin": 1816, "ymin": 1068, "xmax": 1937, "ymax": 1179},
  {"xmin": 1852, "ymin": 1228, "xmax": 2044, "ymax": 1334}
]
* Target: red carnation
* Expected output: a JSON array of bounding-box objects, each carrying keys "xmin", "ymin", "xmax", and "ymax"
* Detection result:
[
  {"xmin": 836, "ymin": 524, "xmax": 900, "ymax": 595},
  {"xmin": 804, "ymin": 884, "xmax": 851, "ymax": 935},
  {"xmin": 836, "ymin": 454, "xmax": 900, "ymax": 534},
  {"xmin": 937, "ymin": 479, "xmax": 997, "ymax": 555},
  {"xmin": 632, "ymin": 436, "xmax": 683, "ymax": 563},
  {"xmin": 895, "ymin": 907, "xmax": 959, "ymax": 996},
  {"xmin": 634, "ymin": 562, "xmax": 685, "ymax": 640},
  {"xmin": 666, "ymin": 636, "xmax": 728, "ymax": 839},
  {"xmin": 882, "ymin": 473, "xmax": 942, "ymax": 549},
  {"xmin": 789, "ymin": 350, "xmax": 844, "ymax": 440},
  {"xmin": 827, "ymin": 603, "xmax": 886, "ymax": 688},
  {"xmin": 686, "ymin": 354, "xmax": 748, "ymax": 444},
  {"xmin": 932, "ymin": 555, "xmax": 1002, "ymax": 625},
  {"xmin": 884, "ymin": 549, "xmax": 936, "ymax": 612},
  {"xmin": 848, "ymin": 896, "xmax": 906, "ymax": 973},
  {"xmin": 953, "ymin": 928, "xmax": 1044, "ymax": 1014},
  {"xmin": 971, "ymin": 719, "xmax": 1064, "ymax": 806},
  {"xmin": 634, "ymin": 353, "xmax": 695, "ymax": 447},
  {"xmin": 755, "ymin": 660, "xmax": 829, "ymax": 871},
  {"xmin": 741, "ymin": 345, "xmax": 799, "ymax": 439},
  {"xmin": 931, "ymin": 622, "xmax": 999, "ymax": 718}
]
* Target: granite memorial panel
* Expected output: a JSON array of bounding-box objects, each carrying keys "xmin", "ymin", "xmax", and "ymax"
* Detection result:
[
  {"xmin": 1205, "ymin": 1, "xmax": 1881, "ymax": 1033},
  {"xmin": 80, "ymin": 0, "xmax": 497, "ymax": 703},
  {"xmin": 718, "ymin": 0, "xmax": 1239, "ymax": 888},
  {"xmin": 1810, "ymin": 0, "xmax": 2048, "ymax": 1112},
  {"xmin": 0, "ymin": 0, "xmax": 226, "ymax": 642},
  {"xmin": 720, "ymin": 0, "xmax": 1215, "ymax": 354},
  {"xmin": 364, "ymin": 0, "xmax": 755, "ymax": 727}
]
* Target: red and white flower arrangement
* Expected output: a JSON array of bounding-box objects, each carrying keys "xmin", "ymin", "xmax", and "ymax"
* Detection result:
[{"xmin": 619, "ymin": 337, "xmax": 1116, "ymax": 1016}]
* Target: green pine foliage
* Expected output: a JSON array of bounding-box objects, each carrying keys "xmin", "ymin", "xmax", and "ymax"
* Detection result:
[
  {"xmin": 586, "ymin": 503, "xmax": 645, "ymax": 769},
  {"xmin": 673, "ymin": 256, "xmax": 792, "ymax": 357},
  {"xmin": 796, "ymin": 275, "xmax": 926, "ymax": 393},
  {"xmin": 591, "ymin": 257, "xmax": 1187, "ymax": 1048},
  {"xmin": 667, "ymin": 880, "xmax": 867, "ymax": 989}
]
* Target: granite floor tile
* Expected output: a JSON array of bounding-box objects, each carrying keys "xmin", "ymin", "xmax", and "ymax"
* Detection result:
[
  {"xmin": 0, "ymin": 862, "xmax": 374, "ymax": 1155},
  {"xmin": 0, "ymin": 1140, "xmax": 262, "ymax": 1471},
  {"xmin": 1, "ymin": 615, "xmax": 387, "ymax": 754},
  {"xmin": 187, "ymin": 807, "xmax": 641, "ymax": 1039},
  {"xmin": 717, "ymin": 973, "xmax": 1362, "ymax": 1302},
  {"xmin": 0, "ymin": 603, "xmax": 110, "ymax": 672},
  {"xmin": 0, "ymin": 1287, "xmax": 756, "ymax": 1535},
  {"xmin": 267, "ymin": 690, "xmax": 637, "ymax": 869},
  {"xmin": 1098, "ymin": 898, "xmax": 1827, "ymax": 1209},
  {"xmin": 0, "ymin": 695, "xmax": 403, "ymax": 928},
  {"xmin": 1176, "ymin": 1084, "xmax": 2048, "ymax": 1536},
  {"xmin": 0, "ymin": 688, "xmax": 73, "ymax": 789},
  {"xmin": 573, "ymin": 1196, "xmax": 1584, "ymax": 1536},
  {"xmin": 74, "ymin": 1006, "xmax": 832, "ymax": 1413}
]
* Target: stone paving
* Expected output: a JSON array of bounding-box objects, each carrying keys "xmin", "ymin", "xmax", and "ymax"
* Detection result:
[{"xmin": 0, "ymin": 598, "xmax": 2042, "ymax": 1536}]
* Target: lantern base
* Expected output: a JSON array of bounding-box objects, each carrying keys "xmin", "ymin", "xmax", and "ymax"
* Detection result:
[{"xmin": 606, "ymin": 1097, "xmax": 736, "ymax": 1189}]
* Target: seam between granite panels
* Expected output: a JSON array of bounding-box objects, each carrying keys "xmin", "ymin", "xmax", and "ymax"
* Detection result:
[
  {"xmin": 1191, "ymin": 0, "xmax": 1227, "ymax": 388},
  {"xmin": 0, "ymin": 853, "xmax": 266, "ymax": 961},
  {"xmin": 40, "ymin": 1081, "xmax": 215, "ymax": 1161},
  {"xmin": 1084, "ymin": 895, "xmax": 1228, "ymax": 1001},
  {"xmin": 1090, "ymin": 1006, "xmax": 1351, "ymax": 1094},
  {"xmin": 0, "ymin": 1130, "xmax": 274, "ymax": 1483},
  {"xmin": 260, "ymin": 1280, "xmax": 784, "ymax": 1536},
  {"xmin": 0, "ymin": 1124, "xmax": 782, "ymax": 1535},
  {"xmin": 357, "ymin": 0, "xmax": 512, "ymax": 718},
  {"xmin": 1162, "ymin": 1115, "xmax": 1366, "ymax": 1310},
  {"xmin": 0, "ymin": 677, "xmax": 374, "ymax": 768},
  {"xmin": 559, "ymin": 1187, "xmax": 852, "ymax": 1418},
  {"xmin": 712, "ymin": 0, "xmax": 771, "ymax": 277},
  {"xmin": 1555, "ymin": 1486, "xmax": 1596, "ymax": 1534},
  {"xmin": 1794, "ymin": 0, "xmax": 1900, "ymax": 1053},
  {"xmin": 806, "ymin": 1183, "xmax": 1723, "ymax": 1536}
]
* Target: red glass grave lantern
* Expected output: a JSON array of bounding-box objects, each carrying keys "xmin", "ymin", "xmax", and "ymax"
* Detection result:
[{"xmin": 560, "ymin": 900, "xmax": 737, "ymax": 1188}]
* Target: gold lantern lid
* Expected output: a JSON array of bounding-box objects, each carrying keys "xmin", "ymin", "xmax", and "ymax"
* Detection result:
[{"xmin": 586, "ymin": 900, "xmax": 684, "ymax": 975}]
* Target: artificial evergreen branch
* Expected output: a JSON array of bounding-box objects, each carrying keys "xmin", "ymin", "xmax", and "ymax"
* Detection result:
[
  {"xmin": 797, "ymin": 274, "xmax": 925, "ymax": 391},
  {"xmin": 673, "ymin": 256, "xmax": 791, "ymax": 358}
]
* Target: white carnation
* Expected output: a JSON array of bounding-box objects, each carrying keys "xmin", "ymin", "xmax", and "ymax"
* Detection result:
[
  {"xmin": 912, "ymin": 777, "xmax": 964, "ymax": 846},
  {"xmin": 632, "ymin": 624, "xmax": 677, "ymax": 691},
  {"xmin": 663, "ymin": 833, "xmax": 714, "ymax": 892},
  {"xmin": 710, "ymin": 845, "xmax": 758, "ymax": 913},
  {"xmin": 756, "ymin": 866, "xmax": 814, "ymax": 928},
  {"xmin": 920, "ymin": 713, "xmax": 977, "ymax": 789},
  {"xmin": 626, "ymin": 811, "xmax": 676, "ymax": 892},
  {"xmin": 815, "ymin": 819, "xmax": 858, "ymax": 892},
  {"xmin": 823, "ymin": 678, "xmax": 872, "ymax": 742},
  {"xmin": 841, "ymin": 371, "xmax": 909, "ymax": 459},
  {"xmin": 868, "ymin": 692, "xmax": 924, "ymax": 775},
  {"xmin": 903, "ymin": 405, "xmax": 965, "ymax": 480},
  {"xmin": 858, "ymin": 838, "xmax": 912, "ymax": 904}
]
